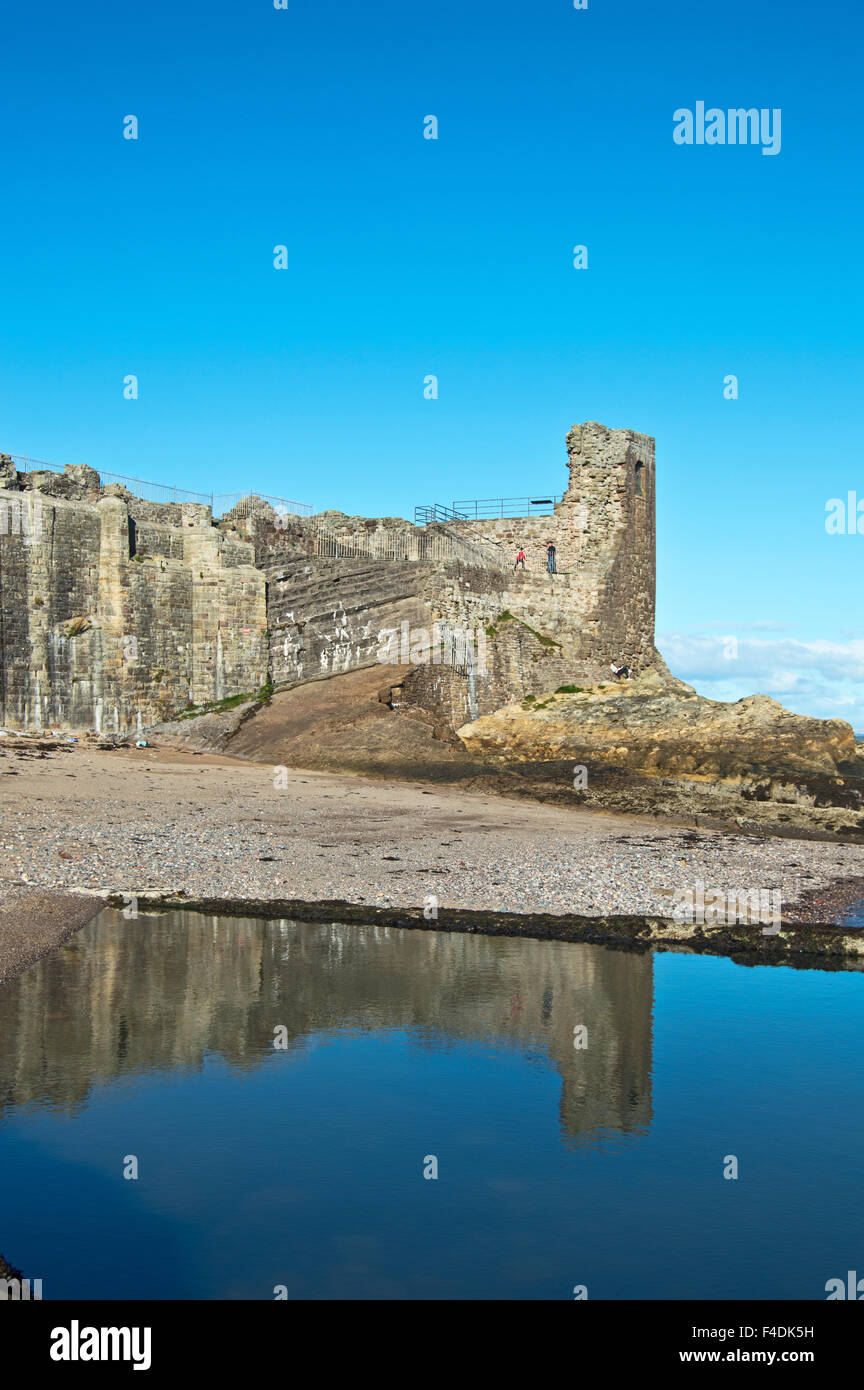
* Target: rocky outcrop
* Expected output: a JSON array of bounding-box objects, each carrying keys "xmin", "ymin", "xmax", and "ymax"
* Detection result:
[
  {"xmin": 146, "ymin": 697, "xmax": 262, "ymax": 753},
  {"xmin": 455, "ymin": 669, "xmax": 864, "ymax": 839},
  {"xmin": 457, "ymin": 670, "xmax": 857, "ymax": 778}
]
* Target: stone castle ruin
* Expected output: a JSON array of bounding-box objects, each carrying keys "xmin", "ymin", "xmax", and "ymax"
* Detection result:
[{"xmin": 0, "ymin": 422, "xmax": 660, "ymax": 735}]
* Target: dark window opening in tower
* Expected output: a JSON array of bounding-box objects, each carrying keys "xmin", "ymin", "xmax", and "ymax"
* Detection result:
[{"xmin": 634, "ymin": 462, "xmax": 644, "ymax": 497}]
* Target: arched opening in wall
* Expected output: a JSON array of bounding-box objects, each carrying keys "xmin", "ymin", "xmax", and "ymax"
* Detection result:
[
  {"xmin": 634, "ymin": 462, "xmax": 645, "ymax": 497},
  {"xmin": 128, "ymin": 517, "xmax": 137, "ymax": 558}
]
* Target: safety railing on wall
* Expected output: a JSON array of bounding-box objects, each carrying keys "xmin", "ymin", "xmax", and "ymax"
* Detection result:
[
  {"xmin": 212, "ymin": 492, "xmax": 313, "ymax": 520},
  {"xmin": 4, "ymin": 457, "xmax": 312, "ymax": 515},
  {"xmin": 450, "ymin": 495, "xmax": 563, "ymax": 518},
  {"xmin": 415, "ymin": 496, "xmax": 563, "ymax": 524},
  {"xmin": 6, "ymin": 455, "xmax": 213, "ymax": 507},
  {"xmin": 5, "ymin": 453, "xmax": 511, "ymax": 569},
  {"xmin": 414, "ymin": 503, "xmax": 469, "ymax": 525}
]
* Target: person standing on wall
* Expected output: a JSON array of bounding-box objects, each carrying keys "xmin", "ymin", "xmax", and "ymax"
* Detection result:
[{"xmin": 546, "ymin": 542, "xmax": 557, "ymax": 575}]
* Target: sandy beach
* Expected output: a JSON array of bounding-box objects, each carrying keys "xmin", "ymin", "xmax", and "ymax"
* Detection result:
[{"xmin": 2, "ymin": 742, "xmax": 864, "ymax": 982}]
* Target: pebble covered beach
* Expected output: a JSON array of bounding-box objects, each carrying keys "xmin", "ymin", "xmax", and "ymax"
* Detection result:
[{"xmin": 2, "ymin": 742, "xmax": 863, "ymax": 928}]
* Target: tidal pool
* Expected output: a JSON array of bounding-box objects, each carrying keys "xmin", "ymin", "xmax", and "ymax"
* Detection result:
[{"xmin": 0, "ymin": 909, "xmax": 861, "ymax": 1300}]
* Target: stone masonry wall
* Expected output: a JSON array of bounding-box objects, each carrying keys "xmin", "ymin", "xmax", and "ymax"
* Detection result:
[
  {"xmin": 444, "ymin": 422, "xmax": 657, "ymax": 680},
  {"xmin": 0, "ymin": 419, "xmax": 658, "ymax": 733},
  {"xmin": 0, "ymin": 478, "xmax": 267, "ymax": 733},
  {"xmin": 265, "ymin": 553, "xmax": 431, "ymax": 688},
  {"xmin": 404, "ymin": 563, "xmax": 599, "ymax": 727},
  {"xmin": 444, "ymin": 516, "xmax": 558, "ymax": 576}
]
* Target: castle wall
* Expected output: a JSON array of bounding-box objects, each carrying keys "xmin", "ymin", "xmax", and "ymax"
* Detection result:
[
  {"xmin": 402, "ymin": 563, "xmax": 599, "ymax": 727},
  {"xmin": 0, "ymin": 419, "xmax": 658, "ymax": 733},
  {"xmin": 0, "ymin": 488, "xmax": 267, "ymax": 733}
]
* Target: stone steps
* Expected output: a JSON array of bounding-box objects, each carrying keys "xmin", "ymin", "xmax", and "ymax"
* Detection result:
[
  {"xmin": 269, "ymin": 588, "xmax": 420, "ymax": 629},
  {"xmin": 267, "ymin": 560, "xmax": 423, "ymax": 630}
]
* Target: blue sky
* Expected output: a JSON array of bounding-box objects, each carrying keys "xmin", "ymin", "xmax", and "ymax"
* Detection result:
[{"xmin": 2, "ymin": 1, "xmax": 862, "ymax": 725}]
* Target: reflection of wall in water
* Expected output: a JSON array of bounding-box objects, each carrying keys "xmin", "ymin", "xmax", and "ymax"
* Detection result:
[{"xmin": 0, "ymin": 912, "xmax": 653, "ymax": 1140}]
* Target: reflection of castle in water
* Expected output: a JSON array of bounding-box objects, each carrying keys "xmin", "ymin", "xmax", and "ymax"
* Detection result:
[{"xmin": 0, "ymin": 911, "xmax": 654, "ymax": 1141}]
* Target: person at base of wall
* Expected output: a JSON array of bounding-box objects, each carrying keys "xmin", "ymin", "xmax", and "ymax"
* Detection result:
[{"xmin": 610, "ymin": 660, "xmax": 632, "ymax": 680}]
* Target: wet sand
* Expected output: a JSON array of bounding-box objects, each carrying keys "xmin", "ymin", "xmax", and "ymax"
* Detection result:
[{"xmin": 0, "ymin": 885, "xmax": 106, "ymax": 985}]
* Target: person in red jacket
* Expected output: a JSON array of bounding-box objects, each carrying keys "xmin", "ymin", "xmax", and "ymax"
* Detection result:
[{"xmin": 514, "ymin": 548, "xmax": 527, "ymax": 570}]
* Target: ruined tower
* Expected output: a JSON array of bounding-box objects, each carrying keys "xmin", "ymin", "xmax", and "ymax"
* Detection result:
[
  {"xmin": 434, "ymin": 421, "xmax": 660, "ymax": 698},
  {"xmin": 555, "ymin": 420, "xmax": 657, "ymax": 671}
]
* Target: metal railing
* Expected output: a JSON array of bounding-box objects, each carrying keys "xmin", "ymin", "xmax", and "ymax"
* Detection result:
[
  {"xmin": 451, "ymin": 495, "xmax": 563, "ymax": 518},
  {"xmin": 4, "ymin": 456, "xmax": 312, "ymax": 515},
  {"xmin": 414, "ymin": 503, "xmax": 469, "ymax": 525},
  {"xmin": 415, "ymin": 496, "xmax": 562, "ymax": 524},
  {"xmin": 7, "ymin": 455, "xmax": 212, "ymax": 507},
  {"xmin": 5, "ymin": 452, "xmax": 511, "ymax": 569},
  {"xmin": 213, "ymin": 492, "xmax": 313, "ymax": 520}
]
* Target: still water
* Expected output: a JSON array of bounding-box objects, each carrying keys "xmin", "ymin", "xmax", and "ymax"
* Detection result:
[
  {"xmin": 1, "ymin": 909, "xmax": 861, "ymax": 1300},
  {"xmin": 839, "ymin": 898, "xmax": 864, "ymax": 928}
]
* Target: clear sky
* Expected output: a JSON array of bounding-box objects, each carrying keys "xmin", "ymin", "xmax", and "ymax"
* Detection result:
[{"xmin": 2, "ymin": 1, "xmax": 862, "ymax": 725}]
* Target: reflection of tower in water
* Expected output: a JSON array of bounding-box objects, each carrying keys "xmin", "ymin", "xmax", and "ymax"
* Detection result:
[{"xmin": 0, "ymin": 912, "xmax": 653, "ymax": 1141}]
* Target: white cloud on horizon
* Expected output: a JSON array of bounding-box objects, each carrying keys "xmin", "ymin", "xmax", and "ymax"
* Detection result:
[{"xmin": 656, "ymin": 632, "xmax": 864, "ymax": 733}]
